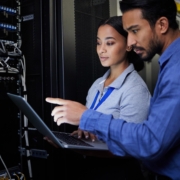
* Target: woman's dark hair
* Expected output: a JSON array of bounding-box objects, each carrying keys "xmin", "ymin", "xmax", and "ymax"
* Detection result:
[
  {"xmin": 98, "ymin": 16, "xmax": 144, "ymax": 72},
  {"xmin": 120, "ymin": 0, "xmax": 178, "ymax": 29}
]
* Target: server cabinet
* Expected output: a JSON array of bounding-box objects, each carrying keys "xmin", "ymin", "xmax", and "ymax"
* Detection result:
[
  {"xmin": 0, "ymin": 0, "xmax": 118, "ymax": 179},
  {"xmin": 0, "ymin": 0, "xmax": 25, "ymax": 177}
]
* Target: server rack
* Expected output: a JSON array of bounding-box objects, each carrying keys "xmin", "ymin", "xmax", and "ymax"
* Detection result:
[
  {"xmin": 1, "ymin": 0, "xmax": 112, "ymax": 179},
  {"xmin": 0, "ymin": 0, "xmax": 27, "ymax": 178}
]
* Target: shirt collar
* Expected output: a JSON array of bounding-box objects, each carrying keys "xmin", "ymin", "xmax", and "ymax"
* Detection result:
[
  {"xmin": 97, "ymin": 63, "xmax": 135, "ymax": 90},
  {"xmin": 159, "ymin": 37, "xmax": 180, "ymax": 66}
]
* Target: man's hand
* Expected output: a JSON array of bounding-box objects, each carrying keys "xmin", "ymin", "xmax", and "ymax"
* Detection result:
[
  {"xmin": 71, "ymin": 128, "xmax": 97, "ymax": 142},
  {"xmin": 45, "ymin": 97, "xmax": 87, "ymax": 126},
  {"xmin": 43, "ymin": 137, "xmax": 59, "ymax": 148}
]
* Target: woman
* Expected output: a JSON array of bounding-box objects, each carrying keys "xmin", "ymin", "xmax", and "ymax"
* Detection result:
[{"xmin": 72, "ymin": 16, "xmax": 151, "ymax": 141}]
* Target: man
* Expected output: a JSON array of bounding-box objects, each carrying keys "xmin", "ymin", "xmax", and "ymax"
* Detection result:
[{"xmin": 46, "ymin": 0, "xmax": 180, "ymax": 179}]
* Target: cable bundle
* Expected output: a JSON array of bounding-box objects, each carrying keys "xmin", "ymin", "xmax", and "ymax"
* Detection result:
[
  {"xmin": 0, "ymin": 41, "xmax": 22, "ymax": 57},
  {"xmin": 0, "ymin": 156, "xmax": 26, "ymax": 180}
]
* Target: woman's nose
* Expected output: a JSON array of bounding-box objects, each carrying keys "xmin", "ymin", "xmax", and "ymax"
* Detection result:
[{"xmin": 98, "ymin": 44, "xmax": 106, "ymax": 54}]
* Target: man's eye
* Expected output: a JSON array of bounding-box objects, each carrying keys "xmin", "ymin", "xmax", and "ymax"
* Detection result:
[{"xmin": 132, "ymin": 29, "xmax": 138, "ymax": 34}]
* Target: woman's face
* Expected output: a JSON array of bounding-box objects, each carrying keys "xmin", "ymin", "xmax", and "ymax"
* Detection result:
[{"xmin": 97, "ymin": 24, "xmax": 128, "ymax": 67}]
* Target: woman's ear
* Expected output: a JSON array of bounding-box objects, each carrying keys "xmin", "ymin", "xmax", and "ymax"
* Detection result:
[{"xmin": 126, "ymin": 46, "xmax": 132, "ymax": 52}]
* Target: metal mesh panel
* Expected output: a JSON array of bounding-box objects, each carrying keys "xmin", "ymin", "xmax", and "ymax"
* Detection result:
[
  {"xmin": 21, "ymin": 0, "xmax": 43, "ymax": 118},
  {"xmin": 75, "ymin": 0, "xmax": 109, "ymax": 104}
]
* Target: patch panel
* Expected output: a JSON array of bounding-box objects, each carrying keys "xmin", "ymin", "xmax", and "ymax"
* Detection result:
[
  {"xmin": 0, "ymin": 6, "xmax": 17, "ymax": 15},
  {"xmin": 0, "ymin": 23, "xmax": 17, "ymax": 32}
]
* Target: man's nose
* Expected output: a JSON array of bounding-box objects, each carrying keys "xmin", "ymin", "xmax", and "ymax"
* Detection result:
[{"xmin": 127, "ymin": 34, "xmax": 136, "ymax": 47}]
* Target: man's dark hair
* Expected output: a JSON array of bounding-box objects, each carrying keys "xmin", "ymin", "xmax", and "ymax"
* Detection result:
[
  {"xmin": 98, "ymin": 16, "xmax": 144, "ymax": 72},
  {"xmin": 119, "ymin": 0, "xmax": 178, "ymax": 29}
]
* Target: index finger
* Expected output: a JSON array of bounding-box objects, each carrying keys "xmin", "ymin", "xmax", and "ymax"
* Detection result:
[{"xmin": 45, "ymin": 97, "xmax": 66, "ymax": 105}]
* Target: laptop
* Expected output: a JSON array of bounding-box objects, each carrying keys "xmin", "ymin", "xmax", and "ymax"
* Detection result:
[{"xmin": 7, "ymin": 93, "xmax": 108, "ymax": 151}]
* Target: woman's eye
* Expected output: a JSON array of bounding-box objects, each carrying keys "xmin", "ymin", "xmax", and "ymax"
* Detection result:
[
  {"xmin": 97, "ymin": 41, "xmax": 100, "ymax": 45},
  {"xmin": 107, "ymin": 42, "xmax": 114, "ymax": 46}
]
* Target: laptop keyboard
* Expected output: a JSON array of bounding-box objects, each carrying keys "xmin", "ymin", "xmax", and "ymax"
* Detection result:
[{"xmin": 53, "ymin": 132, "xmax": 93, "ymax": 147}]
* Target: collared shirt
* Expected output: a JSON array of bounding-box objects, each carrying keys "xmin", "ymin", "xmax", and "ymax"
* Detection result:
[
  {"xmin": 79, "ymin": 38, "xmax": 180, "ymax": 179},
  {"xmin": 86, "ymin": 64, "xmax": 151, "ymax": 122}
]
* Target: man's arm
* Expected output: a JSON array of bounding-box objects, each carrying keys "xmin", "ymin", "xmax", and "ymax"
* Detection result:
[
  {"xmin": 79, "ymin": 68, "xmax": 180, "ymax": 161},
  {"xmin": 45, "ymin": 65, "xmax": 180, "ymax": 161}
]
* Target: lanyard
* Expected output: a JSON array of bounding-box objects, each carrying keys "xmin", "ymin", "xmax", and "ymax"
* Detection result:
[{"xmin": 90, "ymin": 87, "xmax": 114, "ymax": 110}]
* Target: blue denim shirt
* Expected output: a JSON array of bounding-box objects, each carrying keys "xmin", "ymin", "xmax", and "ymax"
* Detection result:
[{"xmin": 79, "ymin": 37, "xmax": 180, "ymax": 179}]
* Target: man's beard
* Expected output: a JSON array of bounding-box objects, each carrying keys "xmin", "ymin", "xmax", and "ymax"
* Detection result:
[{"xmin": 134, "ymin": 35, "xmax": 162, "ymax": 62}]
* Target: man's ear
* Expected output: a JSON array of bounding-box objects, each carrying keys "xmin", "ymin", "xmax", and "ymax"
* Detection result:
[{"xmin": 156, "ymin": 17, "xmax": 169, "ymax": 34}]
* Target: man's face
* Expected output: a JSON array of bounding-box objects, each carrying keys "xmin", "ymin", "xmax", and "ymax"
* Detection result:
[{"xmin": 122, "ymin": 9, "xmax": 162, "ymax": 61}]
